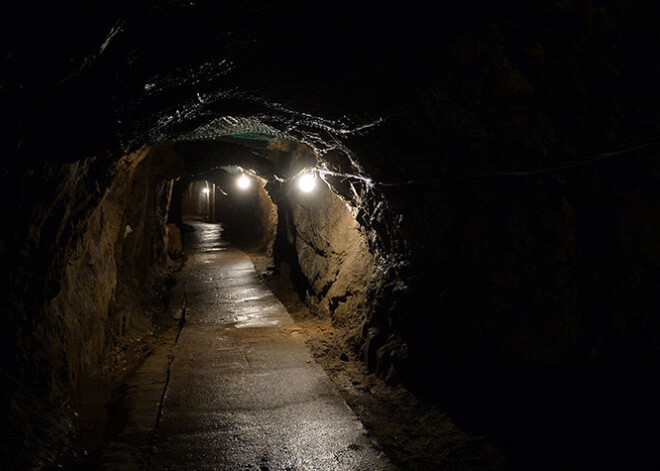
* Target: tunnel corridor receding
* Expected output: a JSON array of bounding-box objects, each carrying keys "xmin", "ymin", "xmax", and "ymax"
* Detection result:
[
  {"xmin": 171, "ymin": 140, "xmax": 381, "ymax": 334},
  {"xmin": 132, "ymin": 221, "xmax": 396, "ymax": 470},
  {"xmin": 3, "ymin": 2, "xmax": 660, "ymax": 468}
]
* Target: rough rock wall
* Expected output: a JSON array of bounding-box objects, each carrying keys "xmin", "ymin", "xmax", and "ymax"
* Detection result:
[
  {"xmin": 272, "ymin": 178, "xmax": 377, "ymax": 341},
  {"xmin": 347, "ymin": 2, "xmax": 660, "ymax": 378},
  {"xmin": 0, "ymin": 145, "xmax": 181, "ymax": 468}
]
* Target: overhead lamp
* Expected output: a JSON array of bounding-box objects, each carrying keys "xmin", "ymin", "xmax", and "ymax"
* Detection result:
[
  {"xmin": 236, "ymin": 174, "xmax": 251, "ymax": 190},
  {"xmin": 297, "ymin": 171, "xmax": 316, "ymax": 193},
  {"xmin": 201, "ymin": 187, "xmax": 210, "ymax": 195}
]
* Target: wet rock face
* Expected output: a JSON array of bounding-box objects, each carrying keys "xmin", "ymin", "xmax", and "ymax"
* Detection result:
[
  {"xmin": 281, "ymin": 181, "xmax": 376, "ymax": 331},
  {"xmin": 0, "ymin": 145, "xmax": 182, "ymax": 467}
]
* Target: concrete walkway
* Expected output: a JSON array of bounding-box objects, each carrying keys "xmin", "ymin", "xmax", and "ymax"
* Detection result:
[{"xmin": 102, "ymin": 222, "xmax": 394, "ymax": 471}]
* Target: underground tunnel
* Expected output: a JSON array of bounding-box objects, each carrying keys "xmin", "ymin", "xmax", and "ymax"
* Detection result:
[{"xmin": 2, "ymin": 1, "xmax": 660, "ymax": 470}]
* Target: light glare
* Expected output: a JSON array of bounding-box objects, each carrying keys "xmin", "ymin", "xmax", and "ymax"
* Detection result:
[
  {"xmin": 298, "ymin": 172, "xmax": 316, "ymax": 193},
  {"xmin": 202, "ymin": 187, "xmax": 210, "ymax": 194},
  {"xmin": 237, "ymin": 174, "xmax": 251, "ymax": 190}
]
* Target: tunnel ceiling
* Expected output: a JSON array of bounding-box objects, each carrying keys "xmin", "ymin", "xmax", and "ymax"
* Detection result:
[
  {"xmin": 3, "ymin": 1, "xmax": 659, "ymax": 176},
  {"xmin": 3, "ymin": 0, "xmax": 437, "ymax": 163}
]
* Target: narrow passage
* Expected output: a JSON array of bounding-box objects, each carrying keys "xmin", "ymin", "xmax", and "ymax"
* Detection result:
[{"xmin": 116, "ymin": 222, "xmax": 394, "ymax": 470}]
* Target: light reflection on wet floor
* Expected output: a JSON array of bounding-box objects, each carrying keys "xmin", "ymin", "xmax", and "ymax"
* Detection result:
[
  {"xmin": 145, "ymin": 220, "xmax": 395, "ymax": 469},
  {"xmin": 183, "ymin": 220, "xmax": 229, "ymax": 254},
  {"xmin": 182, "ymin": 221, "xmax": 288, "ymax": 330}
]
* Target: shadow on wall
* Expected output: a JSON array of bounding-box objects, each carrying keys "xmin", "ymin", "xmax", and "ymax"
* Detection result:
[
  {"xmin": 353, "ymin": 121, "xmax": 660, "ymax": 469},
  {"xmin": 0, "ymin": 142, "xmax": 184, "ymax": 469}
]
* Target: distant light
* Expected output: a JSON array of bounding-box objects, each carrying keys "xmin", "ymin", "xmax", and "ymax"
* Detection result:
[
  {"xmin": 237, "ymin": 174, "xmax": 251, "ymax": 190},
  {"xmin": 202, "ymin": 187, "xmax": 210, "ymax": 195},
  {"xmin": 298, "ymin": 172, "xmax": 316, "ymax": 193}
]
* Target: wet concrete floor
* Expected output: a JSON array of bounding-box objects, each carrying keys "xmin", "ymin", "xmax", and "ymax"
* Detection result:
[{"xmin": 101, "ymin": 222, "xmax": 394, "ymax": 470}]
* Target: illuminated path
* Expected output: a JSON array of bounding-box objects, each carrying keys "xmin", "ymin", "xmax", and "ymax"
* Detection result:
[{"xmin": 108, "ymin": 222, "xmax": 394, "ymax": 470}]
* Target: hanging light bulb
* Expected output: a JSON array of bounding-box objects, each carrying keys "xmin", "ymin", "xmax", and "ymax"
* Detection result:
[
  {"xmin": 236, "ymin": 174, "xmax": 251, "ymax": 190},
  {"xmin": 297, "ymin": 171, "xmax": 316, "ymax": 193}
]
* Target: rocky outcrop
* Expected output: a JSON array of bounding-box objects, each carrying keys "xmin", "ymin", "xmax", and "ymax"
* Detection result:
[
  {"xmin": 261, "ymin": 175, "xmax": 378, "ymax": 356},
  {"xmin": 0, "ymin": 145, "xmax": 183, "ymax": 468},
  {"xmin": 291, "ymin": 182, "xmax": 375, "ymax": 328}
]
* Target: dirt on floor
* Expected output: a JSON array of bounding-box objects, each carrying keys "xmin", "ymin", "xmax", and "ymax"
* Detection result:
[{"xmin": 247, "ymin": 252, "xmax": 507, "ymax": 471}]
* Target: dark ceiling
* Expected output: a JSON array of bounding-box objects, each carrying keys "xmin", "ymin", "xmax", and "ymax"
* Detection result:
[{"xmin": 2, "ymin": 1, "xmax": 658, "ymax": 167}]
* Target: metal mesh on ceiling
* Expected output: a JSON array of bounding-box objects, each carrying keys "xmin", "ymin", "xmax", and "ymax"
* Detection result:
[{"xmin": 175, "ymin": 116, "xmax": 295, "ymax": 147}]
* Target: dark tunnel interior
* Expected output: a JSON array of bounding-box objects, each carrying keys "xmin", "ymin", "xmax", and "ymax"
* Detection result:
[{"xmin": 2, "ymin": 1, "xmax": 660, "ymax": 470}]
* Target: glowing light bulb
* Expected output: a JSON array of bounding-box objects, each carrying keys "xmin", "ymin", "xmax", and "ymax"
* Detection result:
[
  {"xmin": 202, "ymin": 187, "xmax": 210, "ymax": 194},
  {"xmin": 237, "ymin": 174, "xmax": 251, "ymax": 190},
  {"xmin": 298, "ymin": 172, "xmax": 316, "ymax": 193}
]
